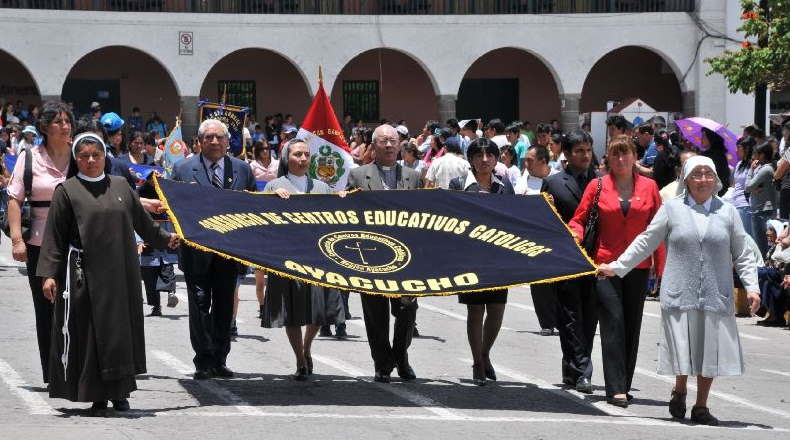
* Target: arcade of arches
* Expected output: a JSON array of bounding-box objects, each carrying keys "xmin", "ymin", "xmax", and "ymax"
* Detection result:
[{"xmin": 2, "ymin": 45, "xmax": 688, "ymax": 137}]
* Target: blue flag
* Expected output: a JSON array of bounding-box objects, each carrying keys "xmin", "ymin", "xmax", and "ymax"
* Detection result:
[
  {"xmin": 163, "ymin": 123, "xmax": 186, "ymax": 178},
  {"xmin": 128, "ymin": 163, "xmax": 164, "ymax": 188}
]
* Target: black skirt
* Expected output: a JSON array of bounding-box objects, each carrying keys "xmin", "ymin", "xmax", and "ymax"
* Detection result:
[
  {"xmin": 458, "ymin": 289, "xmax": 508, "ymax": 305},
  {"xmin": 261, "ymin": 273, "xmax": 345, "ymax": 328}
]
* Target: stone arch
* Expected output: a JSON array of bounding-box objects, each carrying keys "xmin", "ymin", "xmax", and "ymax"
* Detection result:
[
  {"xmin": 0, "ymin": 48, "xmax": 41, "ymax": 114},
  {"xmin": 199, "ymin": 48, "xmax": 312, "ymax": 122},
  {"xmin": 580, "ymin": 45, "xmax": 685, "ymax": 114},
  {"xmin": 329, "ymin": 48, "xmax": 439, "ymax": 126},
  {"xmin": 62, "ymin": 46, "xmax": 181, "ymax": 129},
  {"xmin": 456, "ymin": 47, "xmax": 563, "ymax": 125}
]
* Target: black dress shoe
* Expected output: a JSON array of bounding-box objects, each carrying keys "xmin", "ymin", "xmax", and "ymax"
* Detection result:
[
  {"xmin": 669, "ymin": 390, "xmax": 687, "ymax": 419},
  {"xmin": 88, "ymin": 401, "xmax": 108, "ymax": 417},
  {"xmin": 212, "ymin": 365, "xmax": 234, "ymax": 378},
  {"xmin": 757, "ymin": 318, "xmax": 786, "ymax": 327},
  {"xmin": 373, "ymin": 371, "xmax": 391, "ymax": 383},
  {"xmin": 111, "ymin": 398, "xmax": 130, "ymax": 411},
  {"xmin": 484, "ymin": 359, "xmax": 497, "ymax": 381},
  {"xmin": 335, "ymin": 328, "xmax": 348, "ymax": 339},
  {"xmin": 575, "ymin": 377, "xmax": 593, "ymax": 394},
  {"xmin": 230, "ymin": 320, "xmax": 238, "ymax": 337},
  {"xmin": 193, "ymin": 370, "xmax": 211, "ymax": 380},
  {"xmin": 293, "ymin": 366, "xmax": 309, "ymax": 381},
  {"xmin": 396, "ymin": 363, "xmax": 416, "ymax": 381},
  {"xmin": 562, "ymin": 376, "xmax": 576, "ymax": 387},
  {"xmin": 319, "ymin": 326, "xmax": 333, "ymax": 337},
  {"xmin": 626, "ymin": 393, "xmax": 634, "ymax": 401},
  {"xmin": 148, "ymin": 306, "xmax": 161, "ymax": 317},
  {"xmin": 606, "ymin": 396, "xmax": 629, "ymax": 408},
  {"xmin": 690, "ymin": 406, "xmax": 719, "ymax": 426},
  {"xmin": 472, "ymin": 365, "xmax": 487, "ymax": 386}
]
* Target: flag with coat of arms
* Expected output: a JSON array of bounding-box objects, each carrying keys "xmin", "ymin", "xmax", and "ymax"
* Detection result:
[
  {"xmin": 162, "ymin": 118, "xmax": 187, "ymax": 178},
  {"xmin": 297, "ymin": 69, "xmax": 355, "ymax": 192}
]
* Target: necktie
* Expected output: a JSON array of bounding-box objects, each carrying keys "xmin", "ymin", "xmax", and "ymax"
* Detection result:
[{"xmin": 210, "ymin": 162, "xmax": 223, "ymax": 188}]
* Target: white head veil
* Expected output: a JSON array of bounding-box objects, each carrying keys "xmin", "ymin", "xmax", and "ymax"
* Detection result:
[{"xmin": 677, "ymin": 155, "xmax": 723, "ymax": 199}]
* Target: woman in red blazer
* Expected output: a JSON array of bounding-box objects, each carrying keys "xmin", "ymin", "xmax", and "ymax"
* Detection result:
[{"xmin": 570, "ymin": 135, "xmax": 665, "ymax": 408}]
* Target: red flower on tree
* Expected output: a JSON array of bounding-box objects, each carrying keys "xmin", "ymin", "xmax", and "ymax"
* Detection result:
[
  {"xmin": 742, "ymin": 40, "xmax": 752, "ymax": 49},
  {"xmin": 741, "ymin": 11, "xmax": 759, "ymax": 20}
]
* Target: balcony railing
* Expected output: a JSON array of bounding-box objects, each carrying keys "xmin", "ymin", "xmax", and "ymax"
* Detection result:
[{"xmin": 0, "ymin": 0, "xmax": 695, "ymax": 14}]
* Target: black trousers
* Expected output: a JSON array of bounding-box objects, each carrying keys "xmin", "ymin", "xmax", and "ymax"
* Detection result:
[
  {"xmin": 184, "ymin": 258, "xmax": 238, "ymax": 371},
  {"xmin": 25, "ymin": 244, "xmax": 53, "ymax": 384},
  {"xmin": 596, "ymin": 269, "xmax": 649, "ymax": 397},
  {"xmin": 556, "ymin": 276, "xmax": 598, "ymax": 381},
  {"xmin": 141, "ymin": 263, "xmax": 176, "ymax": 308},
  {"xmin": 530, "ymin": 283, "xmax": 557, "ymax": 330},
  {"xmin": 360, "ymin": 295, "xmax": 417, "ymax": 373}
]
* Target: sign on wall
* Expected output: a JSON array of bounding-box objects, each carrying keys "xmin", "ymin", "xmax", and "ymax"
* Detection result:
[{"xmin": 179, "ymin": 31, "xmax": 193, "ymax": 56}]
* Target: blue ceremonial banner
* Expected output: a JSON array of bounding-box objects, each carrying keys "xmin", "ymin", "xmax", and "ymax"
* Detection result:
[
  {"xmin": 4, "ymin": 154, "xmax": 18, "ymax": 174},
  {"xmin": 155, "ymin": 177, "xmax": 597, "ymax": 297},
  {"xmin": 198, "ymin": 101, "xmax": 249, "ymax": 157},
  {"xmin": 128, "ymin": 163, "xmax": 164, "ymax": 188}
]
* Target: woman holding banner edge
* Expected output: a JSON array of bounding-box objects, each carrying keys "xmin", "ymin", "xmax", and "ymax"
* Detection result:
[
  {"xmin": 449, "ymin": 138, "xmax": 514, "ymax": 386},
  {"xmin": 263, "ymin": 138, "xmax": 347, "ymax": 381},
  {"xmin": 569, "ymin": 135, "xmax": 664, "ymax": 408}
]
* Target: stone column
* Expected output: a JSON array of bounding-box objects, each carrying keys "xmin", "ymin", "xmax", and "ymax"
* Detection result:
[
  {"xmin": 681, "ymin": 91, "xmax": 696, "ymax": 119},
  {"xmin": 560, "ymin": 93, "xmax": 581, "ymax": 133},
  {"xmin": 40, "ymin": 94, "xmax": 61, "ymax": 104},
  {"xmin": 180, "ymin": 96, "xmax": 200, "ymax": 141},
  {"xmin": 437, "ymin": 94, "xmax": 456, "ymax": 122}
]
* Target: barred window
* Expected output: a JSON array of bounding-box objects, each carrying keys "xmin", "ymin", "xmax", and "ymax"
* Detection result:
[
  {"xmin": 218, "ymin": 80, "xmax": 256, "ymax": 115},
  {"xmin": 343, "ymin": 80, "xmax": 379, "ymax": 122}
]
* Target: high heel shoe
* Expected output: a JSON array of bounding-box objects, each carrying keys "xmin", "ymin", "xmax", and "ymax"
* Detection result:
[
  {"xmin": 472, "ymin": 365, "xmax": 487, "ymax": 386},
  {"xmin": 484, "ymin": 358, "xmax": 496, "ymax": 381},
  {"xmin": 305, "ymin": 355, "xmax": 313, "ymax": 375},
  {"xmin": 293, "ymin": 366, "xmax": 309, "ymax": 381}
]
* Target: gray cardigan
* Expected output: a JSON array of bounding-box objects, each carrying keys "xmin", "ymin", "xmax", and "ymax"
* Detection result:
[
  {"xmin": 609, "ymin": 197, "xmax": 758, "ymax": 315},
  {"xmin": 745, "ymin": 163, "xmax": 778, "ymax": 212},
  {"xmin": 265, "ymin": 175, "xmax": 331, "ymax": 194}
]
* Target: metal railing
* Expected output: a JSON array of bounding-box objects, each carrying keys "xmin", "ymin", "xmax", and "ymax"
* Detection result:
[{"xmin": 0, "ymin": 0, "xmax": 695, "ymax": 14}]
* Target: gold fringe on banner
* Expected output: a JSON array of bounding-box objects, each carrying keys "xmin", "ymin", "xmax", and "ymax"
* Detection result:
[{"xmin": 153, "ymin": 175, "xmax": 598, "ymax": 297}]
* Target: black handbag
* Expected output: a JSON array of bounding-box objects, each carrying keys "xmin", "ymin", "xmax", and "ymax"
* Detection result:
[
  {"xmin": 1, "ymin": 148, "xmax": 38, "ymax": 242},
  {"xmin": 581, "ymin": 176, "xmax": 603, "ymax": 255}
]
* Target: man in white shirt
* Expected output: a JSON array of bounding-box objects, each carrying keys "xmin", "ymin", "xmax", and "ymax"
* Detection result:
[
  {"xmin": 424, "ymin": 137, "xmax": 470, "ymax": 189},
  {"xmin": 514, "ymin": 145, "xmax": 557, "ymax": 195},
  {"xmin": 485, "ymin": 119, "xmax": 509, "ymax": 148}
]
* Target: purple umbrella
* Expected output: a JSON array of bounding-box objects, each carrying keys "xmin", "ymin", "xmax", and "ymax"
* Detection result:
[{"xmin": 676, "ymin": 117, "xmax": 739, "ymax": 167}]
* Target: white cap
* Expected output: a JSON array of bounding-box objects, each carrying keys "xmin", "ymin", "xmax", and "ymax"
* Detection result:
[{"xmin": 395, "ymin": 125, "xmax": 409, "ymax": 137}]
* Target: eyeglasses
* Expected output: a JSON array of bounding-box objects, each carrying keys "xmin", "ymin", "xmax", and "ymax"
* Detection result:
[
  {"xmin": 376, "ymin": 138, "xmax": 399, "ymax": 146},
  {"xmin": 202, "ymin": 134, "xmax": 227, "ymax": 141},
  {"xmin": 689, "ymin": 172, "xmax": 716, "ymax": 181}
]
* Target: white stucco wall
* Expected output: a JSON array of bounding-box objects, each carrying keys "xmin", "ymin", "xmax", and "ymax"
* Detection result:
[{"xmin": 0, "ymin": 4, "xmax": 755, "ymax": 126}]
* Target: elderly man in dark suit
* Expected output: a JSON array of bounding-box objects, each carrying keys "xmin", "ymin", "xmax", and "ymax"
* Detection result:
[
  {"xmin": 172, "ymin": 119, "xmax": 256, "ymax": 380},
  {"xmin": 347, "ymin": 124, "xmax": 422, "ymax": 383},
  {"xmin": 539, "ymin": 130, "xmax": 598, "ymax": 393}
]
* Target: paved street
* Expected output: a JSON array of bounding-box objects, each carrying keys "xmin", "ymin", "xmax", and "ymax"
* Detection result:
[{"xmin": 0, "ymin": 238, "xmax": 789, "ymax": 440}]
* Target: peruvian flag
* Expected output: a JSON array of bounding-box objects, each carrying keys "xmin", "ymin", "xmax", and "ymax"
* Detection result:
[{"xmin": 298, "ymin": 74, "xmax": 355, "ymax": 192}]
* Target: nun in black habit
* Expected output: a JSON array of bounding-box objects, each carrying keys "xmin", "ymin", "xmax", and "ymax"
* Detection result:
[{"xmin": 37, "ymin": 133, "xmax": 179, "ymax": 416}]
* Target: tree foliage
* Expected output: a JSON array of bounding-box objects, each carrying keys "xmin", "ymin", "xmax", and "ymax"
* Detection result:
[{"xmin": 707, "ymin": 0, "xmax": 790, "ymax": 94}]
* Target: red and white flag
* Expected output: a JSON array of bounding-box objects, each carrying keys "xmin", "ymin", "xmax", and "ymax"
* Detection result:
[{"xmin": 298, "ymin": 73, "xmax": 355, "ymax": 192}]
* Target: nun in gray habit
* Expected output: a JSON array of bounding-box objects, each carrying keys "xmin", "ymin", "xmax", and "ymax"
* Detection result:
[
  {"xmin": 261, "ymin": 138, "xmax": 346, "ymax": 381},
  {"xmin": 599, "ymin": 155, "xmax": 760, "ymax": 426}
]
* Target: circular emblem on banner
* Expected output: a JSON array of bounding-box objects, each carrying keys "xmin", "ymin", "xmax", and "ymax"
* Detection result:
[{"xmin": 318, "ymin": 231, "xmax": 411, "ymax": 274}]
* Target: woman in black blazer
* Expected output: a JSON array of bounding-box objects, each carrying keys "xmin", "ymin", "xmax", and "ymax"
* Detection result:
[{"xmin": 449, "ymin": 138, "xmax": 514, "ymax": 386}]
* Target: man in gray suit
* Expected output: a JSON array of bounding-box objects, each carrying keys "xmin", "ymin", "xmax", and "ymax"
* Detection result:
[
  {"xmin": 172, "ymin": 119, "xmax": 256, "ymax": 380},
  {"xmin": 347, "ymin": 124, "xmax": 422, "ymax": 383}
]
